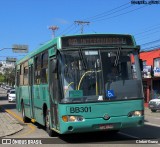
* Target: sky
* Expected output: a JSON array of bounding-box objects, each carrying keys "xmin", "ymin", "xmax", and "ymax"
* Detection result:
[{"xmin": 0, "ymin": 0, "xmax": 160, "ymax": 61}]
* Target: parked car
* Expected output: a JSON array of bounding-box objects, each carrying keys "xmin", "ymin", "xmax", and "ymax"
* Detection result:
[
  {"xmin": 7, "ymin": 88, "xmax": 15, "ymax": 98},
  {"xmin": 8, "ymin": 89, "xmax": 16, "ymax": 102},
  {"xmin": 148, "ymin": 97, "xmax": 160, "ymax": 112},
  {"xmin": 1, "ymin": 84, "xmax": 6, "ymax": 89},
  {"xmin": 5, "ymin": 85, "xmax": 13, "ymax": 90}
]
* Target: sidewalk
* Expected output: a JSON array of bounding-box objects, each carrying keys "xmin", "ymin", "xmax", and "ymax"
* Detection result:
[{"xmin": 0, "ymin": 107, "xmax": 23, "ymax": 137}]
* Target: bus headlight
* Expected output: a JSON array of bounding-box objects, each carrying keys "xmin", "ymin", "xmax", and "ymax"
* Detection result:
[
  {"xmin": 128, "ymin": 110, "xmax": 144, "ymax": 117},
  {"xmin": 62, "ymin": 115, "xmax": 84, "ymax": 122}
]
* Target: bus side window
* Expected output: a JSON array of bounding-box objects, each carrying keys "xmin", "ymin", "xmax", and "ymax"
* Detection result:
[
  {"xmin": 16, "ymin": 71, "xmax": 20, "ymax": 86},
  {"xmin": 35, "ymin": 55, "xmax": 41, "ymax": 84},
  {"xmin": 20, "ymin": 64, "xmax": 24, "ymax": 85},
  {"xmin": 41, "ymin": 52, "xmax": 48, "ymax": 84},
  {"xmin": 23, "ymin": 61, "xmax": 29, "ymax": 85}
]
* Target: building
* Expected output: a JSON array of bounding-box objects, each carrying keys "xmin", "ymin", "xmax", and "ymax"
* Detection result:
[{"xmin": 140, "ymin": 48, "xmax": 160, "ymax": 103}]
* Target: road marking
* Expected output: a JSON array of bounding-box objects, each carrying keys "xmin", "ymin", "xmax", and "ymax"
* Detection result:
[
  {"xmin": 3, "ymin": 108, "xmax": 58, "ymax": 138},
  {"xmin": 119, "ymin": 132, "xmax": 139, "ymax": 139},
  {"xmin": 5, "ymin": 109, "xmax": 23, "ymax": 122},
  {"xmin": 145, "ymin": 122, "xmax": 160, "ymax": 127},
  {"xmin": 153, "ymin": 118, "xmax": 160, "ymax": 120},
  {"xmin": 5, "ymin": 109, "xmax": 36, "ymax": 137}
]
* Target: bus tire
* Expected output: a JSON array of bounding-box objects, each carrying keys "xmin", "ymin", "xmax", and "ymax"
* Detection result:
[
  {"xmin": 110, "ymin": 130, "xmax": 119, "ymax": 134},
  {"xmin": 21, "ymin": 103, "xmax": 29, "ymax": 123},
  {"xmin": 45, "ymin": 111, "xmax": 54, "ymax": 137}
]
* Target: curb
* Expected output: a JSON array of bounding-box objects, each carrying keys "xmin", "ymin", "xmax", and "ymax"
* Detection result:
[{"xmin": 0, "ymin": 106, "xmax": 24, "ymax": 137}]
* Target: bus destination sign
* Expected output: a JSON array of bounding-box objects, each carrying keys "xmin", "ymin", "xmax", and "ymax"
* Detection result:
[{"xmin": 62, "ymin": 35, "xmax": 134, "ymax": 48}]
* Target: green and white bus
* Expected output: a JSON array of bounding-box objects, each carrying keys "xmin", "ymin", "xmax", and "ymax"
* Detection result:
[{"xmin": 15, "ymin": 34, "xmax": 144, "ymax": 136}]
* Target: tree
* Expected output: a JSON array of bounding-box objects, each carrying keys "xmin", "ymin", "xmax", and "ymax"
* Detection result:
[
  {"xmin": 3, "ymin": 67, "xmax": 15, "ymax": 86},
  {"xmin": 0, "ymin": 73, "xmax": 5, "ymax": 83}
]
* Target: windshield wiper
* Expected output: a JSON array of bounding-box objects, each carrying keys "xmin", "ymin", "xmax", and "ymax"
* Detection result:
[
  {"xmin": 79, "ymin": 49, "xmax": 87, "ymax": 69},
  {"xmin": 114, "ymin": 47, "xmax": 122, "ymax": 67}
]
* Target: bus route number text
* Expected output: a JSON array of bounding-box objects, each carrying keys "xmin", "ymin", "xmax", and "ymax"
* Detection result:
[{"xmin": 70, "ymin": 107, "xmax": 92, "ymax": 113}]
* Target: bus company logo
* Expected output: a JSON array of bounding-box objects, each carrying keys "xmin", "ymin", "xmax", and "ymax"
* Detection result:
[
  {"xmin": 2, "ymin": 139, "xmax": 11, "ymax": 144},
  {"xmin": 103, "ymin": 114, "xmax": 110, "ymax": 120}
]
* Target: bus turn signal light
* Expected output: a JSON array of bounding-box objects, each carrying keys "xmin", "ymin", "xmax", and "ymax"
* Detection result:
[
  {"xmin": 62, "ymin": 116, "xmax": 68, "ymax": 122},
  {"xmin": 62, "ymin": 115, "xmax": 84, "ymax": 122}
]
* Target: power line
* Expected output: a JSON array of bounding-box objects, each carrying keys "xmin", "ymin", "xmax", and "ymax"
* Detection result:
[
  {"xmin": 136, "ymin": 30, "xmax": 160, "ymax": 41},
  {"xmin": 138, "ymin": 36, "xmax": 160, "ymax": 52},
  {"xmin": 140, "ymin": 38, "xmax": 160, "ymax": 51},
  {"xmin": 92, "ymin": 5, "xmax": 147, "ymax": 22},
  {"xmin": 132, "ymin": 24, "xmax": 160, "ymax": 50},
  {"xmin": 90, "ymin": 5, "xmax": 133, "ymax": 22},
  {"xmin": 57, "ymin": 23, "xmax": 75, "ymax": 36},
  {"xmin": 63, "ymin": 24, "xmax": 79, "ymax": 35},
  {"xmin": 141, "ymin": 44, "xmax": 160, "ymax": 51},
  {"xmin": 71, "ymin": 25, "xmax": 81, "ymax": 35},
  {"xmin": 141, "ymin": 42, "xmax": 160, "ymax": 51},
  {"xmin": 141, "ymin": 39, "xmax": 160, "ymax": 46},
  {"xmin": 134, "ymin": 24, "xmax": 160, "ymax": 36},
  {"xmin": 88, "ymin": 25, "xmax": 97, "ymax": 34},
  {"xmin": 57, "ymin": 2, "xmax": 148, "ymax": 35},
  {"xmin": 84, "ymin": 2, "xmax": 131, "ymax": 21},
  {"xmin": 58, "ymin": 2, "xmax": 145, "ymax": 35}
]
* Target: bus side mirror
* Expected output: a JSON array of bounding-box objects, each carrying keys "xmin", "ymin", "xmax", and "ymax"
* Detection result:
[
  {"xmin": 137, "ymin": 45, "xmax": 140, "ymax": 53},
  {"xmin": 139, "ymin": 59, "xmax": 143, "ymax": 71},
  {"xmin": 53, "ymin": 59, "xmax": 57, "ymax": 73}
]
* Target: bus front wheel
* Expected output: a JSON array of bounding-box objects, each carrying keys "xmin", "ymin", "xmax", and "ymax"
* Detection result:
[{"xmin": 45, "ymin": 111, "xmax": 54, "ymax": 137}]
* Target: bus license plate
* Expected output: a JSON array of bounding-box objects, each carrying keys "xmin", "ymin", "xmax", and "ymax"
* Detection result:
[{"xmin": 99, "ymin": 124, "xmax": 114, "ymax": 130}]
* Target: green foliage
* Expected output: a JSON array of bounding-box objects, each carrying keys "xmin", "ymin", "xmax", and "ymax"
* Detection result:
[
  {"xmin": 0, "ymin": 73, "xmax": 5, "ymax": 82},
  {"xmin": 2, "ymin": 67, "xmax": 15, "ymax": 86}
]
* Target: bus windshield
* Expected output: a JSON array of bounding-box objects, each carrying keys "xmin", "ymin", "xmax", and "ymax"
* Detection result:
[{"xmin": 59, "ymin": 48, "xmax": 143, "ymax": 103}]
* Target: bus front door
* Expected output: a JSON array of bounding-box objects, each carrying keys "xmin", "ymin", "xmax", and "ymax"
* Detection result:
[
  {"xmin": 49, "ymin": 58, "xmax": 59, "ymax": 130},
  {"xmin": 16, "ymin": 70, "xmax": 20, "ymax": 111},
  {"xmin": 29, "ymin": 65, "xmax": 34, "ymax": 119}
]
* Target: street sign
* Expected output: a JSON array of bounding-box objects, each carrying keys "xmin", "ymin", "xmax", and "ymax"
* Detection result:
[
  {"xmin": 12, "ymin": 44, "xmax": 28, "ymax": 53},
  {"xmin": 6, "ymin": 57, "xmax": 17, "ymax": 63}
]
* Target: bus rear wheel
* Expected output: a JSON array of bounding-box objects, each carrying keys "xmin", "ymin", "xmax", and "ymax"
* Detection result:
[{"xmin": 45, "ymin": 111, "xmax": 54, "ymax": 137}]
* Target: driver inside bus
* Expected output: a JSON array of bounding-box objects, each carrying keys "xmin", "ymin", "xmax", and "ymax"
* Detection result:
[{"xmin": 107, "ymin": 66, "xmax": 119, "ymax": 81}]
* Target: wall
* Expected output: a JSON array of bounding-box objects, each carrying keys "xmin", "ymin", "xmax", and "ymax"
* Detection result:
[{"xmin": 140, "ymin": 49, "xmax": 160, "ymax": 66}]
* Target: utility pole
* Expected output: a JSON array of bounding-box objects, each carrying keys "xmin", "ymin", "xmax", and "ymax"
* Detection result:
[
  {"xmin": 74, "ymin": 21, "xmax": 90, "ymax": 34},
  {"xmin": 48, "ymin": 26, "xmax": 59, "ymax": 38}
]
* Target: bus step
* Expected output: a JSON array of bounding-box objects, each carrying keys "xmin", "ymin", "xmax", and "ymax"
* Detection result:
[{"xmin": 31, "ymin": 119, "xmax": 36, "ymax": 123}]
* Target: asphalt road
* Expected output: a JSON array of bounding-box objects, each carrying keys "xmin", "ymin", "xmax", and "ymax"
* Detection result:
[{"xmin": 0, "ymin": 87, "xmax": 160, "ymax": 145}]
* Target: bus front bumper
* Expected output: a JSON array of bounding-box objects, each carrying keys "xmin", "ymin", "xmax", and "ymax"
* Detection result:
[{"xmin": 58, "ymin": 116, "xmax": 144, "ymax": 134}]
